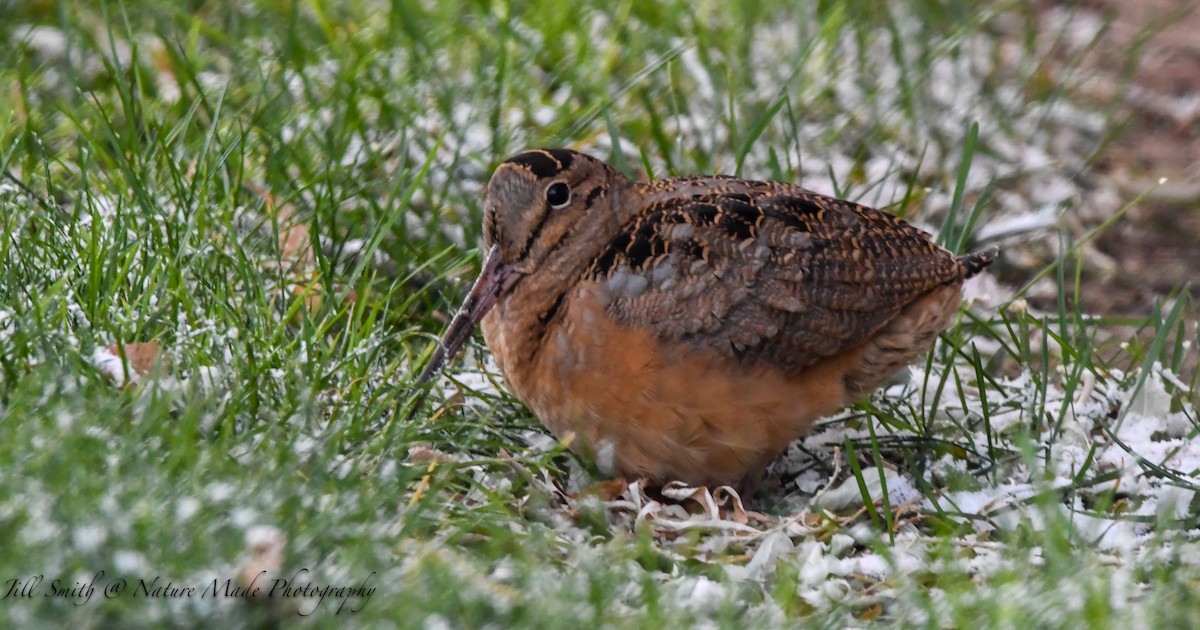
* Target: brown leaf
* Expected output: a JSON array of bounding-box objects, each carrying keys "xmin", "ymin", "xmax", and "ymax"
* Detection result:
[
  {"xmin": 712, "ymin": 486, "xmax": 750, "ymax": 524},
  {"xmin": 107, "ymin": 341, "xmax": 164, "ymax": 377},
  {"xmin": 245, "ymin": 181, "xmax": 329, "ymax": 314},
  {"xmin": 576, "ymin": 478, "xmax": 630, "ymax": 502},
  {"xmin": 858, "ymin": 603, "xmax": 883, "ymax": 621},
  {"xmin": 236, "ymin": 525, "xmax": 292, "ymax": 622},
  {"xmin": 238, "ymin": 525, "xmax": 287, "ymax": 597},
  {"xmin": 96, "ymin": 341, "xmax": 167, "ymax": 386}
]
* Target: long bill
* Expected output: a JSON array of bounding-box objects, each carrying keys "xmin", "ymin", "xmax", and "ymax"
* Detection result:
[{"xmin": 414, "ymin": 244, "xmax": 515, "ymax": 385}]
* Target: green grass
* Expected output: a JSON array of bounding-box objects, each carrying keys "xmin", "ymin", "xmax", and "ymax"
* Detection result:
[{"xmin": 2, "ymin": 0, "xmax": 1199, "ymax": 626}]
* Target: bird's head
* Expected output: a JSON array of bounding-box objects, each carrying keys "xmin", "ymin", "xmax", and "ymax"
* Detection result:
[{"xmin": 417, "ymin": 148, "xmax": 634, "ymax": 382}]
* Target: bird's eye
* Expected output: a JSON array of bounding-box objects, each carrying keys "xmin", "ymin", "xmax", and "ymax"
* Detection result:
[{"xmin": 546, "ymin": 182, "xmax": 571, "ymax": 209}]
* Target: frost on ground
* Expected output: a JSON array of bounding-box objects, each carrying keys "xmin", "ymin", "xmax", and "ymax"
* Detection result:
[
  {"xmin": 420, "ymin": 332, "xmax": 1200, "ymax": 619},
  {"xmin": 23, "ymin": 1, "xmax": 1108, "ymax": 300},
  {"xmin": 417, "ymin": 286, "xmax": 1200, "ymax": 619},
  {"xmin": 5, "ymin": 0, "xmax": 1195, "ymax": 624}
]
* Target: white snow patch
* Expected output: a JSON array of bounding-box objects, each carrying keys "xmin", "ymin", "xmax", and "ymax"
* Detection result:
[
  {"xmin": 72, "ymin": 524, "xmax": 107, "ymax": 553},
  {"xmin": 670, "ymin": 576, "xmax": 727, "ymax": 614}
]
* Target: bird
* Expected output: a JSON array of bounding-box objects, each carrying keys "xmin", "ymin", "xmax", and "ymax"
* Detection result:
[{"xmin": 418, "ymin": 147, "xmax": 996, "ymax": 490}]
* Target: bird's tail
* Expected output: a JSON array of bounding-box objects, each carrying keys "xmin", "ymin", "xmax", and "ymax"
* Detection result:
[{"xmin": 957, "ymin": 246, "xmax": 999, "ymax": 278}]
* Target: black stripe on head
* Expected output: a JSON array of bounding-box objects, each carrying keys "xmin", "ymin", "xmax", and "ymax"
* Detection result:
[
  {"xmin": 544, "ymin": 148, "xmax": 575, "ymax": 171},
  {"xmin": 584, "ymin": 185, "xmax": 604, "ymax": 208},
  {"xmin": 505, "ymin": 149, "xmax": 574, "ymax": 179},
  {"xmin": 510, "ymin": 150, "xmax": 580, "ymax": 260}
]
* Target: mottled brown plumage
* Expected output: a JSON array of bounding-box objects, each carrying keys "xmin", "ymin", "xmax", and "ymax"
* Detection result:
[{"xmin": 421, "ymin": 148, "xmax": 996, "ymax": 487}]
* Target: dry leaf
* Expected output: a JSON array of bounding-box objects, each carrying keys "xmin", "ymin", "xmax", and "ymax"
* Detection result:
[
  {"xmin": 406, "ymin": 444, "xmax": 458, "ymax": 465},
  {"xmin": 238, "ymin": 525, "xmax": 287, "ymax": 596},
  {"xmin": 661, "ymin": 482, "xmax": 721, "ymax": 520},
  {"xmin": 576, "ymin": 478, "xmax": 630, "ymax": 502},
  {"xmin": 95, "ymin": 341, "xmax": 166, "ymax": 386},
  {"xmin": 237, "ymin": 525, "xmax": 292, "ymax": 622},
  {"xmin": 858, "ymin": 603, "xmax": 883, "ymax": 621},
  {"xmin": 245, "ymin": 180, "xmax": 325, "ymax": 313},
  {"xmin": 109, "ymin": 341, "xmax": 164, "ymax": 376},
  {"xmin": 711, "ymin": 486, "xmax": 750, "ymax": 524}
]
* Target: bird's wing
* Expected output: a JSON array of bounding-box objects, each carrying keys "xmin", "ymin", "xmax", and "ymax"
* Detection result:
[{"xmin": 585, "ymin": 183, "xmax": 971, "ymax": 372}]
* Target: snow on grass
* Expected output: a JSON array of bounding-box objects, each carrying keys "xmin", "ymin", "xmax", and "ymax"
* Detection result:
[
  {"xmin": 422, "ymin": 328, "xmax": 1200, "ymax": 618},
  {"xmin": 3, "ymin": 0, "xmax": 1196, "ymax": 625},
  {"xmin": 337, "ymin": 2, "xmax": 1198, "ymax": 617}
]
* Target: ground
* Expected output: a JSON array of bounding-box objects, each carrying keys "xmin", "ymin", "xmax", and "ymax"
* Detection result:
[
  {"xmin": 1, "ymin": 0, "xmax": 1199, "ymax": 627},
  {"xmin": 1086, "ymin": 0, "xmax": 1200, "ymax": 313}
]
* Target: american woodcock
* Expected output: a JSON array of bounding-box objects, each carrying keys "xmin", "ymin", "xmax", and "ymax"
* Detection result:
[{"xmin": 420, "ymin": 148, "xmax": 996, "ymax": 488}]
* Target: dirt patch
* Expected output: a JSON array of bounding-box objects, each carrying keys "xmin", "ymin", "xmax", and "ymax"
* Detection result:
[{"xmin": 1062, "ymin": 0, "xmax": 1200, "ymax": 315}]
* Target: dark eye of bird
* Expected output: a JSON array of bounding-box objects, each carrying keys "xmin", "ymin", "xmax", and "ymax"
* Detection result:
[{"xmin": 546, "ymin": 182, "xmax": 571, "ymax": 208}]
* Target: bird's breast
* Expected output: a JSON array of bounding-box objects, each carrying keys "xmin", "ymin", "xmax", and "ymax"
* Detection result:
[{"xmin": 480, "ymin": 278, "xmax": 861, "ymax": 485}]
